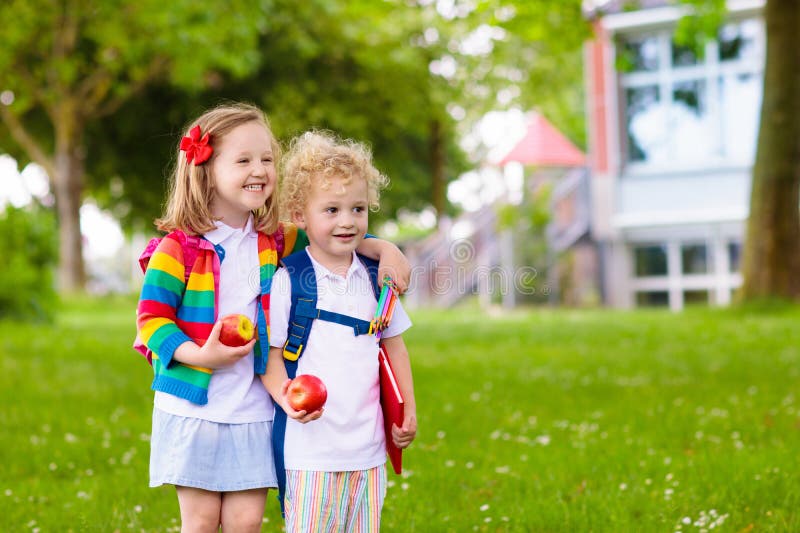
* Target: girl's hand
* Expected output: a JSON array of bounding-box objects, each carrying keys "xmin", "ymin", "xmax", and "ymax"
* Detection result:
[
  {"xmin": 391, "ymin": 413, "xmax": 417, "ymax": 449},
  {"xmin": 280, "ymin": 379, "xmax": 323, "ymax": 423},
  {"xmin": 377, "ymin": 242, "xmax": 410, "ymax": 294},
  {"xmin": 176, "ymin": 320, "xmax": 255, "ymax": 369}
]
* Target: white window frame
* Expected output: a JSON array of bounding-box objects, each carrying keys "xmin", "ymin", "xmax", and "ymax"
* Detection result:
[
  {"xmin": 615, "ymin": 16, "xmax": 764, "ymax": 176},
  {"xmin": 628, "ymin": 232, "xmax": 743, "ymax": 310}
]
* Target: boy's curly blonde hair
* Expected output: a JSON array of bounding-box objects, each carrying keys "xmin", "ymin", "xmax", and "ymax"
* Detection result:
[{"xmin": 279, "ymin": 130, "xmax": 389, "ymax": 219}]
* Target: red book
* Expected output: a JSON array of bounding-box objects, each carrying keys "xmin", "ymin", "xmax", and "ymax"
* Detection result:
[{"xmin": 378, "ymin": 344, "xmax": 404, "ymax": 474}]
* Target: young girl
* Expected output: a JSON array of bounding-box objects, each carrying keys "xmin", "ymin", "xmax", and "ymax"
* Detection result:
[{"xmin": 136, "ymin": 103, "xmax": 410, "ymax": 532}]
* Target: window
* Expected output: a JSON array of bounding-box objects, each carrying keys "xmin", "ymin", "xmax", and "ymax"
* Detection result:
[
  {"xmin": 683, "ymin": 290, "xmax": 709, "ymax": 306},
  {"xmin": 620, "ymin": 35, "xmax": 659, "ymax": 71},
  {"xmin": 634, "ymin": 245, "xmax": 668, "ymax": 276},
  {"xmin": 618, "ymin": 19, "xmax": 764, "ymax": 168},
  {"xmin": 625, "ymin": 86, "xmax": 663, "ymax": 162},
  {"xmin": 719, "ymin": 73, "xmax": 761, "ymax": 162},
  {"xmin": 671, "ymin": 42, "xmax": 698, "ymax": 67},
  {"xmin": 636, "ymin": 291, "xmax": 669, "ymax": 307},
  {"xmin": 671, "ymin": 80, "xmax": 715, "ymax": 161},
  {"xmin": 681, "ymin": 244, "xmax": 708, "ymax": 274},
  {"xmin": 719, "ymin": 19, "xmax": 760, "ymax": 62},
  {"xmin": 728, "ymin": 241, "xmax": 742, "ymax": 272}
]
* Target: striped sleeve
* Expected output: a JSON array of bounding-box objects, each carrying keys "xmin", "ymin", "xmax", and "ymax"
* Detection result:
[{"xmin": 136, "ymin": 235, "xmax": 192, "ymax": 368}]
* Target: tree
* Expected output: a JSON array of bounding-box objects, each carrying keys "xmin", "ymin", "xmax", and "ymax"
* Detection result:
[
  {"xmin": 86, "ymin": 0, "xmax": 473, "ymax": 229},
  {"xmin": 464, "ymin": 1, "xmax": 590, "ymax": 144},
  {"xmin": 0, "ymin": 0, "xmax": 271, "ymax": 291},
  {"xmin": 739, "ymin": 0, "xmax": 800, "ymax": 301},
  {"xmin": 387, "ymin": 1, "xmax": 590, "ymax": 211},
  {"xmin": 1, "ymin": 0, "xmax": 603, "ymax": 290},
  {"xmin": 240, "ymin": 0, "xmax": 590, "ymax": 218}
]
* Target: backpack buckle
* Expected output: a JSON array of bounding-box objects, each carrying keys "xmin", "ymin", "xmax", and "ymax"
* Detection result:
[{"xmin": 283, "ymin": 341, "xmax": 302, "ymax": 361}]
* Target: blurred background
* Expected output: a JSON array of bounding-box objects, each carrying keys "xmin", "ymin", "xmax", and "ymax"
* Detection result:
[{"xmin": 2, "ymin": 0, "xmax": 796, "ymax": 317}]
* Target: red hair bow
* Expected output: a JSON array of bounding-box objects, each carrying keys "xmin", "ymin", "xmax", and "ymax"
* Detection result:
[{"xmin": 180, "ymin": 125, "xmax": 213, "ymax": 165}]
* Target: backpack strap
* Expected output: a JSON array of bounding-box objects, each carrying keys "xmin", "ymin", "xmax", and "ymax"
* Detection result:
[
  {"xmin": 360, "ymin": 254, "xmax": 380, "ymax": 300},
  {"xmin": 137, "ymin": 230, "xmax": 204, "ymax": 282},
  {"xmin": 138, "ymin": 237, "xmax": 162, "ymax": 275},
  {"xmin": 280, "ymin": 251, "xmax": 318, "ymax": 364},
  {"xmin": 177, "ymin": 231, "xmax": 203, "ymax": 281},
  {"xmin": 272, "ymin": 251, "xmax": 314, "ymax": 514},
  {"xmin": 281, "ymin": 252, "xmax": 378, "ymax": 361},
  {"xmin": 275, "ymin": 224, "xmax": 286, "ymax": 259}
]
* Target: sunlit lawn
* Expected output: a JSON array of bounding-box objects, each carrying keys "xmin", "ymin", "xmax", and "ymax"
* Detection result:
[{"xmin": 2, "ymin": 296, "xmax": 800, "ymax": 531}]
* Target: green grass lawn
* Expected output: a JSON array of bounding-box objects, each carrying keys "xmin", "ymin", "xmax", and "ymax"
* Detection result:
[{"xmin": 2, "ymin": 297, "xmax": 800, "ymax": 531}]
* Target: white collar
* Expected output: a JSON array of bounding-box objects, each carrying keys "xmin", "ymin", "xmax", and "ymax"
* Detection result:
[
  {"xmin": 204, "ymin": 215, "xmax": 255, "ymax": 245},
  {"xmin": 305, "ymin": 248, "xmax": 367, "ymax": 282}
]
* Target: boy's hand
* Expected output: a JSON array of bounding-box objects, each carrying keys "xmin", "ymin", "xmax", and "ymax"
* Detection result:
[
  {"xmin": 280, "ymin": 379, "xmax": 323, "ymax": 423},
  {"xmin": 391, "ymin": 413, "xmax": 417, "ymax": 449}
]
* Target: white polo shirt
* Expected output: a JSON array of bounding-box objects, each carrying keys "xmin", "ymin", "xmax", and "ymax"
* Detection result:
[
  {"xmin": 155, "ymin": 217, "xmax": 275, "ymax": 424},
  {"xmin": 269, "ymin": 249, "xmax": 412, "ymax": 471}
]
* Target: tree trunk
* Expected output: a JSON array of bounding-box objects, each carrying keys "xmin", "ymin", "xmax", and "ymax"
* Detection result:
[
  {"xmin": 52, "ymin": 107, "xmax": 87, "ymax": 292},
  {"xmin": 740, "ymin": 0, "xmax": 800, "ymax": 301},
  {"xmin": 429, "ymin": 119, "xmax": 446, "ymax": 218}
]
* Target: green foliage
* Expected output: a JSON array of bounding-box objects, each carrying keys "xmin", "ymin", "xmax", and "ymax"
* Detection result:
[
  {"xmin": 1, "ymin": 0, "xmax": 596, "ymax": 234},
  {"xmin": 613, "ymin": 0, "xmax": 728, "ymax": 71},
  {"xmin": 674, "ymin": 0, "xmax": 728, "ymax": 56},
  {"xmin": 0, "ymin": 0, "xmax": 282, "ymax": 288},
  {"xmin": 475, "ymin": 0, "xmax": 590, "ymax": 147},
  {"xmin": 0, "ymin": 0, "xmax": 272, "ymax": 118},
  {"xmin": 84, "ymin": 84, "xmax": 198, "ymax": 231},
  {"xmin": 0, "ymin": 205, "xmax": 57, "ymax": 321},
  {"xmin": 3, "ymin": 300, "xmax": 800, "ymax": 529},
  {"xmin": 0, "ymin": 0, "xmax": 276, "ymax": 177},
  {"xmin": 85, "ymin": 0, "xmax": 475, "ymax": 230},
  {"xmin": 496, "ymin": 203, "xmax": 520, "ymax": 230},
  {"xmin": 496, "ymin": 179, "xmax": 552, "ymax": 300}
]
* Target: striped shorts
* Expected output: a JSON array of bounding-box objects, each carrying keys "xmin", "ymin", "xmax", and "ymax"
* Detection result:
[{"xmin": 284, "ymin": 466, "xmax": 387, "ymax": 533}]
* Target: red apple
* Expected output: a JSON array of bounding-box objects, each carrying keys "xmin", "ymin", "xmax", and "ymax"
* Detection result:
[
  {"xmin": 218, "ymin": 314, "xmax": 255, "ymax": 347},
  {"xmin": 287, "ymin": 374, "xmax": 327, "ymax": 412}
]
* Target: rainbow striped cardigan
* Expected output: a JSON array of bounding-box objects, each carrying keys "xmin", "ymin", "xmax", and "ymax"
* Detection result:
[{"xmin": 136, "ymin": 224, "xmax": 306, "ymax": 405}]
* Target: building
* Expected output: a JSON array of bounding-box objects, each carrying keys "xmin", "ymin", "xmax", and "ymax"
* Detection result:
[
  {"xmin": 585, "ymin": 0, "xmax": 765, "ymax": 309},
  {"xmin": 499, "ymin": 113, "xmax": 597, "ymax": 306},
  {"xmin": 406, "ymin": 113, "xmax": 591, "ymax": 310}
]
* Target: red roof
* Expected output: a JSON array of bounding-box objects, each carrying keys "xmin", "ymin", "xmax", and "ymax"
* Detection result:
[{"xmin": 498, "ymin": 113, "xmax": 585, "ymax": 167}]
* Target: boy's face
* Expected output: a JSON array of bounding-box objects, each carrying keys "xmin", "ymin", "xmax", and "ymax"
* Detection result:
[{"xmin": 293, "ymin": 174, "xmax": 369, "ymax": 268}]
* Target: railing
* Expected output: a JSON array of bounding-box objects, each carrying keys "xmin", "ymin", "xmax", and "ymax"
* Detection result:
[
  {"xmin": 546, "ymin": 167, "xmax": 591, "ymax": 253},
  {"xmin": 404, "ymin": 167, "xmax": 591, "ymax": 309},
  {"xmin": 404, "ymin": 205, "xmax": 500, "ymax": 309}
]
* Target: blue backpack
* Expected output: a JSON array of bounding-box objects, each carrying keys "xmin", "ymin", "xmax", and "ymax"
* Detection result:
[{"xmin": 272, "ymin": 250, "xmax": 381, "ymax": 512}]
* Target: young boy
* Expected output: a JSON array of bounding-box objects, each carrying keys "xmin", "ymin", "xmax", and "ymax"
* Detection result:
[{"xmin": 262, "ymin": 131, "xmax": 417, "ymax": 532}]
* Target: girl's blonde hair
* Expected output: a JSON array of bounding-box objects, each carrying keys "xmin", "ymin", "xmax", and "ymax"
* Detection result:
[
  {"xmin": 279, "ymin": 130, "xmax": 389, "ymax": 219},
  {"xmin": 156, "ymin": 102, "xmax": 281, "ymax": 235}
]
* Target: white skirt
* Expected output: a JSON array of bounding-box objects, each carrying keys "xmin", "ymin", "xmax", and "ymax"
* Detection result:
[{"xmin": 149, "ymin": 408, "xmax": 278, "ymax": 492}]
